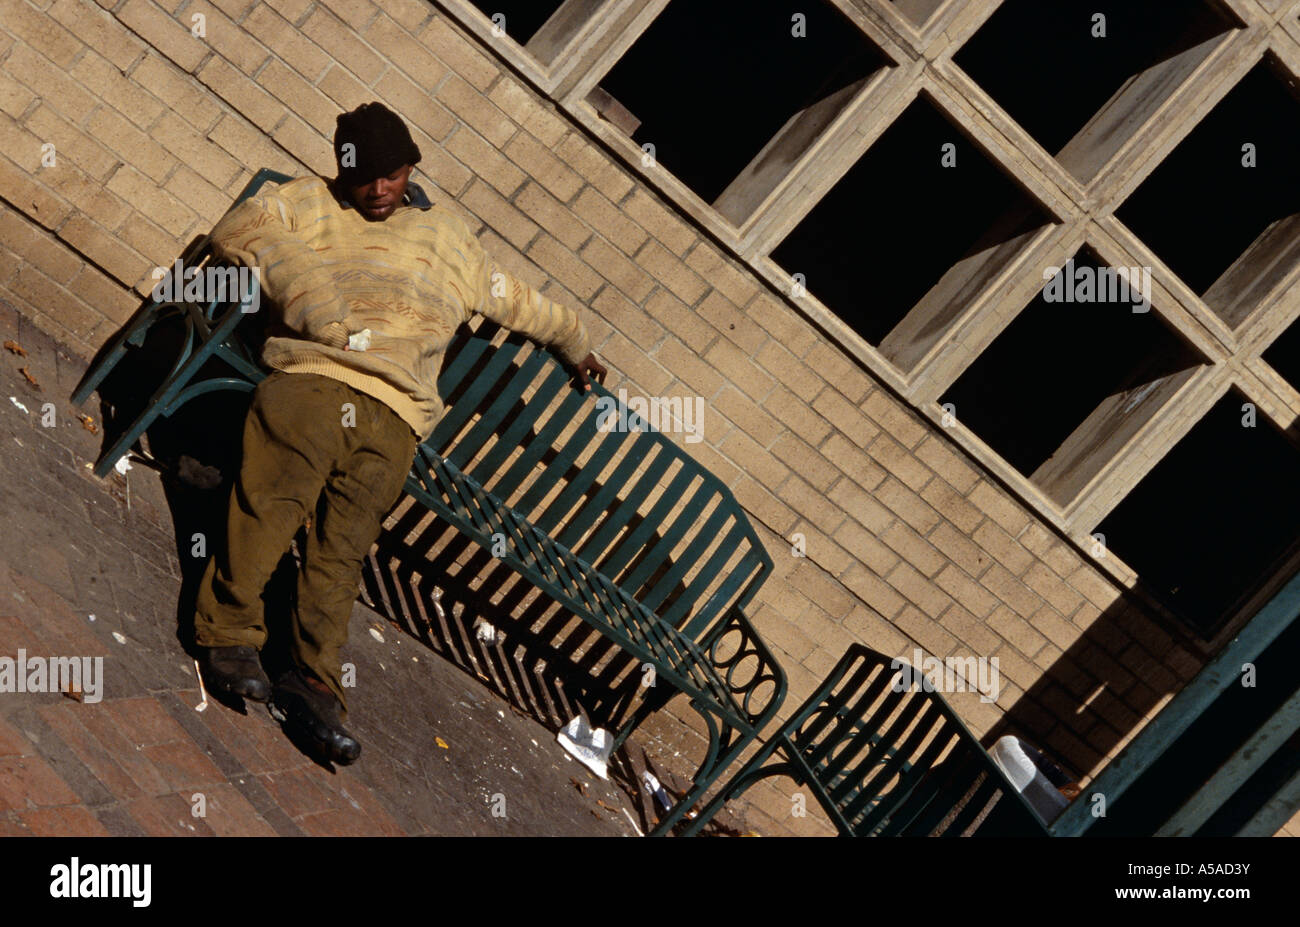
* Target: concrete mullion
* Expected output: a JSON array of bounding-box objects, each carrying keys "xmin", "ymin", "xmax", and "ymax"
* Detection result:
[
  {"xmin": 1088, "ymin": 28, "xmax": 1271, "ymax": 210},
  {"xmin": 1230, "ymin": 355, "xmax": 1300, "ymax": 436},
  {"xmin": 1281, "ymin": 8, "xmax": 1300, "ymax": 43},
  {"xmin": 906, "ymin": 220, "xmax": 1086, "ymax": 406},
  {"xmin": 749, "ymin": 251, "xmax": 914, "ymax": 400},
  {"xmin": 1264, "ymin": 22, "xmax": 1300, "ymax": 81},
  {"xmin": 740, "ymin": 60, "xmax": 922, "ymax": 257},
  {"xmin": 550, "ymin": 0, "xmax": 670, "ymax": 105},
  {"xmin": 922, "ymin": 65, "xmax": 1084, "ymax": 223},
  {"xmin": 1055, "ymin": 367, "xmax": 1216, "ymax": 531},
  {"xmin": 1221, "ymin": 0, "xmax": 1283, "ymax": 28},
  {"xmin": 1093, "ymin": 214, "xmax": 1240, "ymax": 360},
  {"xmin": 899, "ymin": 0, "xmax": 1007, "ymax": 64},
  {"xmin": 1253, "ymin": 0, "xmax": 1297, "ymax": 20},
  {"xmin": 824, "ymin": 0, "xmax": 924, "ymax": 65},
  {"xmin": 1085, "ymin": 218, "xmax": 1233, "ymax": 362},
  {"xmin": 1238, "ymin": 283, "xmax": 1300, "ymax": 357},
  {"xmin": 1065, "ymin": 368, "xmax": 1232, "ymax": 535}
]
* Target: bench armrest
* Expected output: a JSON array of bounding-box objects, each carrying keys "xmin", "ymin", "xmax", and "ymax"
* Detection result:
[{"xmin": 699, "ymin": 608, "xmax": 788, "ymax": 731}]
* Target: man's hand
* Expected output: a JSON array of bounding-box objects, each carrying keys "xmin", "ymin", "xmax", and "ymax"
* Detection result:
[{"xmin": 571, "ymin": 353, "xmax": 607, "ymax": 392}]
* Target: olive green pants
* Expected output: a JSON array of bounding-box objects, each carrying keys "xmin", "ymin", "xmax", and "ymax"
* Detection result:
[{"xmin": 194, "ymin": 370, "xmax": 418, "ymax": 711}]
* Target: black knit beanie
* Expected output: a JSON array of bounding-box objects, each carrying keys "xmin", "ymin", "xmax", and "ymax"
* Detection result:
[{"xmin": 333, "ymin": 102, "xmax": 422, "ymax": 185}]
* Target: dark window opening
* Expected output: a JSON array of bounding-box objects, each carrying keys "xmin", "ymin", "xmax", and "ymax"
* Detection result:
[
  {"xmin": 955, "ymin": 0, "xmax": 1237, "ymax": 181},
  {"xmin": 465, "ymin": 1, "xmax": 566, "ymax": 46},
  {"xmin": 771, "ymin": 95, "xmax": 1052, "ymax": 370},
  {"xmin": 1096, "ymin": 390, "xmax": 1300, "ymax": 637},
  {"xmin": 940, "ymin": 248, "xmax": 1205, "ymax": 505},
  {"xmin": 592, "ymin": 0, "xmax": 887, "ymax": 223},
  {"xmin": 1117, "ymin": 57, "xmax": 1300, "ymax": 328},
  {"xmin": 1263, "ymin": 313, "xmax": 1300, "ymax": 394}
]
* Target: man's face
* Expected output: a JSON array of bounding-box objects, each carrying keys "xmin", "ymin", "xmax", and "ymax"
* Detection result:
[{"xmin": 345, "ymin": 164, "xmax": 412, "ymax": 222}]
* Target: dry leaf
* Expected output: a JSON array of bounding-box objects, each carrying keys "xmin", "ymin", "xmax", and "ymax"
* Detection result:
[
  {"xmin": 435, "ymin": 736, "xmax": 449, "ymax": 749},
  {"xmin": 77, "ymin": 413, "xmax": 98, "ymax": 434},
  {"xmin": 596, "ymin": 799, "xmax": 615, "ymax": 811},
  {"xmin": 3, "ymin": 340, "xmax": 26, "ymax": 356},
  {"xmin": 570, "ymin": 777, "xmax": 587, "ymax": 795},
  {"xmin": 19, "ymin": 367, "xmax": 39, "ymax": 390},
  {"xmin": 63, "ymin": 686, "xmax": 83, "ymax": 703}
]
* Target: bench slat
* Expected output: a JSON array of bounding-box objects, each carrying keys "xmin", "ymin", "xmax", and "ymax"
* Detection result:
[
  {"xmin": 838, "ymin": 701, "xmax": 945, "ymax": 821},
  {"xmin": 647, "ymin": 515, "xmax": 749, "ymax": 625},
  {"xmin": 450, "ymin": 348, "xmax": 550, "ymax": 472},
  {"xmin": 546, "ymin": 429, "xmax": 657, "ymax": 549},
  {"xmin": 482, "ymin": 387, "xmax": 588, "ymax": 503},
  {"xmin": 511, "ymin": 411, "xmax": 604, "ymax": 520},
  {"xmin": 465, "ymin": 366, "xmax": 569, "ymax": 487},
  {"xmin": 824, "ymin": 693, "xmax": 932, "ymax": 803},
  {"xmin": 425, "ymin": 335, "xmax": 496, "ymax": 445},
  {"xmin": 859, "ymin": 727, "xmax": 963, "ymax": 834},
  {"xmin": 678, "ymin": 542, "xmax": 767, "ymax": 638},
  {"xmin": 443, "ymin": 346, "xmax": 534, "ymax": 470},
  {"xmin": 564, "ymin": 447, "xmax": 676, "ymax": 565},
  {"xmin": 626, "ymin": 500, "xmax": 731, "ymax": 614},
  {"xmin": 587, "ymin": 465, "xmax": 698, "ymax": 583}
]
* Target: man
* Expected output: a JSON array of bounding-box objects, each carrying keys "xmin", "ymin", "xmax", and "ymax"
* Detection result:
[{"xmin": 192, "ymin": 102, "xmax": 607, "ymax": 764}]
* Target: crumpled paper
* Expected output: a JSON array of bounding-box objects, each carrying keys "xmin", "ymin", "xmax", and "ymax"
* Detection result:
[
  {"xmin": 347, "ymin": 328, "xmax": 372, "ymax": 352},
  {"xmin": 557, "ymin": 716, "xmax": 612, "ymax": 780}
]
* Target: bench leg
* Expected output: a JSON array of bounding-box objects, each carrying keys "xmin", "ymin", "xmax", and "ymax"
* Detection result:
[
  {"xmin": 648, "ymin": 701, "xmax": 756, "ymax": 837},
  {"xmin": 677, "ymin": 739, "xmax": 799, "ymax": 837},
  {"xmin": 87, "ymin": 302, "xmax": 251, "ymax": 478}
]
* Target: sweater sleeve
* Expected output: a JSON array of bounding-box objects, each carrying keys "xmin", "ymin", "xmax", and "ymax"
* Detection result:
[
  {"xmin": 208, "ymin": 182, "xmax": 350, "ymax": 349},
  {"xmin": 467, "ymin": 236, "xmax": 591, "ymax": 366}
]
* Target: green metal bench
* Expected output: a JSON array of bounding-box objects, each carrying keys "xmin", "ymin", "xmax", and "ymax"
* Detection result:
[
  {"xmin": 71, "ymin": 168, "xmax": 788, "ymax": 836},
  {"xmin": 682, "ymin": 643, "xmax": 1051, "ymax": 836}
]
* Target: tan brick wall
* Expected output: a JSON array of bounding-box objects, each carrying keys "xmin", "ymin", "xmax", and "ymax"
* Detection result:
[{"xmin": 0, "ymin": 0, "xmax": 1226, "ymax": 836}]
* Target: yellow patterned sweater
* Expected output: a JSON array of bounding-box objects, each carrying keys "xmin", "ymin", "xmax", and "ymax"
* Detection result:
[{"xmin": 209, "ymin": 175, "xmax": 591, "ymax": 442}]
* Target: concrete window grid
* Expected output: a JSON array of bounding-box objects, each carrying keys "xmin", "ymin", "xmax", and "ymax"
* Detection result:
[{"xmin": 438, "ymin": 0, "xmax": 1300, "ymax": 645}]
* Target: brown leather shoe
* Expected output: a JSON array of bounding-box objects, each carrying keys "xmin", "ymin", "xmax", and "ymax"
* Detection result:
[
  {"xmin": 199, "ymin": 645, "xmax": 271, "ymax": 703},
  {"xmin": 271, "ymin": 668, "xmax": 361, "ymax": 765}
]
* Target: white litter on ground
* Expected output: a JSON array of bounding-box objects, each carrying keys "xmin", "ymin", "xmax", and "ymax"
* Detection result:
[
  {"xmin": 369, "ymin": 627, "xmax": 385, "ymax": 643},
  {"xmin": 111, "ymin": 631, "xmax": 126, "ymax": 644},
  {"xmin": 347, "ymin": 328, "xmax": 372, "ymax": 351},
  {"xmin": 9, "ymin": 397, "xmax": 29, "ymax": 413},
  {"xmin": 557, "ymin": 716, "xmax": 612, "ymax": 780},
  {"xmin": 192, "ymin": 659, "xmax": 209, "ymax": 712},
  {"xmin": 475, "ymin": 619, "xmax": 498, "ymax": 644},
  {"xmin": 113, "ymin": 456, "xmax": 132, "ymax": 475},
  {"xmin": 87, "ymin": 614, "xmax": 96, "ymax": 622},
  {"xmin": 642, "ymin": 771, "xmax": 674, "ymax": 812},
  {"xmin": 621, "ymin": 806, "xmax": 644, "ymax": 837}
]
